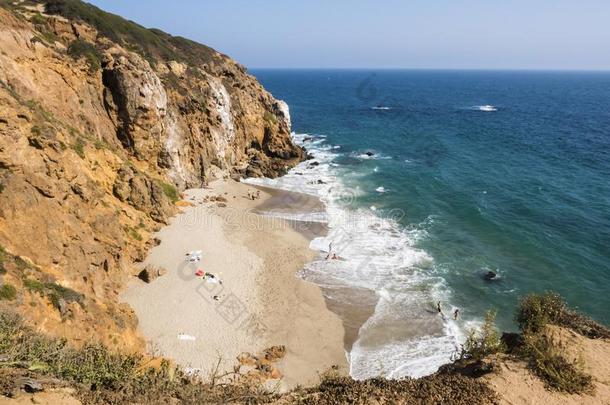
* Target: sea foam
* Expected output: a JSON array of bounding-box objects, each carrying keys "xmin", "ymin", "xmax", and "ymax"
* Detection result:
[{"xmin": 243, "ymin": 132, "xmax": 464, "ymax": 379}]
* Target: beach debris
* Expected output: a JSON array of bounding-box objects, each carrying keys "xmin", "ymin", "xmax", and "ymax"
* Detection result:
[
  {"xmin": 204, "ymin": 272, "xmax": 221, "ymax": 284},
  {"xmin": 186, "ymin": 251, "xmax": 202, "ymax": 262},
  {"xmin": 177, "ymin": 334, "xmax": 196, "ymax": 341},
  {"xmin": 138, "ymin": 265, "xmax": 167, "ymax": 283}
]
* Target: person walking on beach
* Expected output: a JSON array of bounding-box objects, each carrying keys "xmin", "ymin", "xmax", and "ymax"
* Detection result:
[
  {"xmin": 437, "ymin": 301, "xmax": 442, "ymax": 314},
  {"xmin": 453, "ymin": 308, "xmax": 459, "ymax": 320}
]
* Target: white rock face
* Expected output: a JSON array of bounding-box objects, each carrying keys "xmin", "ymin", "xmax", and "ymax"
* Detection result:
[
  {"xmin": 208, "ymin": 76, "xmax": 235, "ymax": 163},
  {"xmin": 163, "ymin": 110, "xmax": 190, "ymax": 187},
  {"xmin": 276, "ymin": 99, "xmax": 291, "ymax": 132}
]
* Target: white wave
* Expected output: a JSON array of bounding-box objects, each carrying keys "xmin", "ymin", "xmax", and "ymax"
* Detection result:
[
  {"xmin": 243, "ymin": 132, "xmax": 466, "ymax": 380},
  {"xmin": 376, "ymin": 186, "xmax": 386, "ymax": 193},
  {"xmin": 474, "ymin": 104, "xmax": 497, "ymax": 112},
  {"xmin": 371, "ymin": 106, "xmax": 392, "ymax": 110}
]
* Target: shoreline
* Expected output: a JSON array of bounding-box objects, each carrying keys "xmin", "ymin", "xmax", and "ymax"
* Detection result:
[{"xmin": 121, "ymin": 179, "xmax": 347, "ymax": 390}]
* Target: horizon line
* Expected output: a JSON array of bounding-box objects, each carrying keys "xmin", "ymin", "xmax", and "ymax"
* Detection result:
[{"xmin": 248, "ymin": 67, "xmax": 610, "ymax": 72}]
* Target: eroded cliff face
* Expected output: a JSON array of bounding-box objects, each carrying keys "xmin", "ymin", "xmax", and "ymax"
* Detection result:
[{"xmin": 0, "ymin": 1, "xmax": 303, "ymax": 349}]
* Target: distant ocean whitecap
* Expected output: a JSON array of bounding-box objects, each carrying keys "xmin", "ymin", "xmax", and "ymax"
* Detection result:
[
  {"xmin": 474, "ymin": 105, "xmax": 498, "ymax": 112},
  {"xmin": 371, "ymin": 106, "xmax": 392, "ymax": 110},
  {"xmin": 376, "ymin": 186, "xmax": 386, "ymax": 193}
]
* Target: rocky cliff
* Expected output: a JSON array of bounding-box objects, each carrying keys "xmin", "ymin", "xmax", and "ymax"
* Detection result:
[{"xmin": 0, "ymin": 0, "xmax": 303, "ymax": 348}]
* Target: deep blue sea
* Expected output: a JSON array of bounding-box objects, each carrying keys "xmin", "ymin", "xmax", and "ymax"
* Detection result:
[{"xmin": 249, "ymin": 69, "xmax": 610, "ymax": 378}]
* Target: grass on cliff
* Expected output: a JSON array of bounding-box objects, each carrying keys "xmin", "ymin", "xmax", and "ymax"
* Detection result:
[
  {"xmin": 67, "ymin": 39, "xmax": 101, "ymax": 73},
  {"xmin": 71, "ymin": 137, "xmax": 86, "ymax": 159},
  {"xmin": 0, "ymin": 284, "xmax": 17, "ymax": 301},
  {"xmin": 514, "ymin": 292, "xmax": 609, "ymax": 394},
  {"xmin": 458, "ymin": 292, "xmax": 607, "ymax": 395},
  {"xmin": 516, "ymin": 291, "xmax": 610, "ymax": 339},
  {"xmin": 23, "ymin": 278, "xmax": 84, "ymax": 310},
  {"xmin": 461, "ymin": 310, "xmax": 505, "ymax": 362},
  {"xmin": 159, "ymin": 181, "xmax": 180, "ymax": 203},
  {"xmin": 0, "ymin": 310, "xmax": 282, "ymax": 404},
  {"xmin": 0, "ymin": 309, "xmax": 499, "ymax": 405},
  {"xmin": 43, "ymin": 0, "xmax": 218, "ymax": 67},
  {"xmin": 521, "ymin": 333, "xmax": 592, "ymax": 394}
]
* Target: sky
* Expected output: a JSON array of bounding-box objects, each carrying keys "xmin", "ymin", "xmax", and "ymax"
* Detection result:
[{"xmin": 86, "ymin": 0, "xmax": 610, "ymax": 70}]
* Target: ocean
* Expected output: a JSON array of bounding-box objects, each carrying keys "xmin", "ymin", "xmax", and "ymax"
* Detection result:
[{"xmin": 246, "ymin": 69, "xmax": 610, "ymax": 379}]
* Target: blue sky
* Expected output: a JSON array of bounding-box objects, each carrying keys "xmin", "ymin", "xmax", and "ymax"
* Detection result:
[{"xmin": 87, "ymin": 0, "xmax": 610, "ymax": 70}]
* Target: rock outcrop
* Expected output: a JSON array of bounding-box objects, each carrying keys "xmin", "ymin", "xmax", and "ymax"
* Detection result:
[{"xmin": 0, "ymin": 0, "xmax": 303, "ymax": 349}]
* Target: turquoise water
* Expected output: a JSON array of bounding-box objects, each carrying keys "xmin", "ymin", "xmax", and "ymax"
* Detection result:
[{"xmin": 253, "ymin": 69, "xmax": 610, "ymax": 333}]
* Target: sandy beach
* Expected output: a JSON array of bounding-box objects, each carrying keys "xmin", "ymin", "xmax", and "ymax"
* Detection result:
[{"xmin": 121, "ymin": 179, "xmax": 346, "ymax": 390}]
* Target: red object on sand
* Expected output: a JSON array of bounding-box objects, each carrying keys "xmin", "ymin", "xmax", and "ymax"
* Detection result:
[{"xmin": 195, "ymin": 270, "xmax": 205, "ymax": 277}]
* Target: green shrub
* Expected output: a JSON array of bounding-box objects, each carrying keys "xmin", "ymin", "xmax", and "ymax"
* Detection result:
[
  {"xmin": 23, "ymin": 279, "xmax": 84, "ymax": 310},
  {"xmin": 24, "ymin": 278, "xmax": 45, "ymax": 294},
  {"xmin": 461, "ymin": 310, "xmax": 504, "ymax": 361},
  {"xmin": 24, "ymin": 99, "xmax": 54, "ymax": 122},
  {"xmin": 0, "ymin": 310, "xmax": 269, "ymax": 404},
  {"xmin": 41, "ymin": 30, "xmax": 61, "ymax": 45},
  {"xmin": 522, "ymin": 333, "xmax": 592, "ymax": 394},
  {"xmin": 516, "ymin": 292, "xmax": 609, "ymax": 338},
  {"xmin": 67, "ymin": 39, "xmax": 101, "ymax": 73},
  {"xmin": 72, "ymin": 138, "xmax": 86, "ymax": 159},
  {"xmin": 44, "ymin": 0, "xmax": 217, "ymax": 66},
  {"xmin": 264, "ymin": 111, "xmax": 278, "ymax": 126},
  {"xmin": 127, "ymin": 227, "xmax": 143, "ymax": 242},
  {"xmin": 159, "ymin": 181, "xmax": 179, "ymax": 203},
  {"xmin": 0, "ymin": 284, "xmax": 17, "ymax": 301},
  {"xmin": 94, "ymin": 138, "xmax": 108, "ymax": 150},
  {"xmin": 14, "ymin": 256, "xmax": 30, "ymax": 270},
  {"xmin": 516, "ymin": 292, "xmax": 566, "ymax": 334},
  {"xmin": 30, "ymin": 12, "xmax": 46, "ymax": 26}
]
